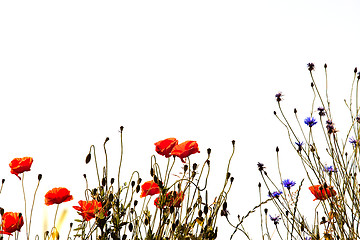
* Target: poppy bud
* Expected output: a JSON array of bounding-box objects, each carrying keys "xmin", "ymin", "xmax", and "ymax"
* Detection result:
[
  {"xmin": 104, "ymin": 137, "xmax": 110, "ymax": 144},
  {"xmin": 92, "ymin": 188, "xmax": 97, "ymax": 195},
  {"xmin": 276, "ymin": 146, "xmax": 279, "ymax": 152},
  {"xmin": 83, "ymin": 174, "xmax": 87, "ymax": 179},
  {"xmin": 226, "ymin": 172, "xmax": 231, "ymax": 180},
  {"xmin": 144, "ymin": 217, "xmax": 149, "ymax": 225},
  {"xmin": 354, "ymin": 67, "xmax": 357, "ymax": 73},
  {"xmin": 137, "ymin": 178, "xmax": 142, "ymax": 185},
  {"xmin": 122, "ymin": 234, "xmax": 127, "ymax": 240},
  {"xmin": 170, "ymin": 206, "xmax": 174, "ymax": 214},
  {"xmin": 150, "ymin": 168, "xmax": 154, "ymax": 176},
  {"xmin": 136, "ymin": 185, "xmax": 140, "ymax": 193},
  {"xmin": 1, "ymin": 179, "xmax": 4, "ymax": 184},
  {"xmin": 193, "ymin": 163, "xmax": 198, "ymax": 170},
  {"xmin": 70, "ymin": 222, "xmax": 73, "ymax": 228},
  {"xmin": 223, "ymin": 202, "xmax": 227, "ymax": 210},
  {"xmin": 131, "ymin": 181, "xmax": 135, "ymax": 188},
  {"xmin": 109, "ymin": 193, "xmax": 114, "ymax": 202},
  {"xmin": 232, "ymin": 140, "xmax": 235, "ymax": 146},
  {"xmin": 207, "ymin": 148, "xmax": 211, "ymax": 155},
  {"xmin": 191, "ymin": 171, "xmax": 196, "ymax": 178},
  {"xmin": 258, "ymin": 182, "xmax": 261, "ymax": 188},
  {"xmin": 184, "ymin": 165, "xmax": 188, "ymax": 173},
  {"xmin": 294, "ymin": 108, "xmax": 297, "ymax": 114},
  {"xmin": 230, "ymin": 177, "xmax": 234, "ymax": 183},
  {"xmin": 0, "ymin": 207, "xmax": 4, "ymax": 216},
  {"xmin": 102, "ymin": 177, "xmax": 106, "ymax": 186},
  {"xmin": 286, "ymin": 210, "xmax": 289, "ymax": 216},
  {"xmin": 85, "ymin": 153, "xmax": 91, "ymax": 164},
  {"xmin": 120, "ymin": 126, "xmax": 124, "ymax": 132},
  {"xmin": 198, "ymin": 210, "xmax": 203, "ymax": 217},
  {"xmin": 264, "ymin": 208, "xmax": 268, "ymax": 214},
  {"xmin": 153, "ymin": 175, "xmax": 158, "ymax": 184},
  {"xmin": 324, "ymin": 63, "xmax": 327, "ymax": 69},
  {"xmin": 172, "ymin": 223, "xmax": 176, "ymax": 231},
  {"xmin": 204, "ymin": 205, "xmax": 208, "ymax": 215},
  {"xmin": 311, "ymin": 82, "xmax": 314, "ymax": 88},
  {"xmin": 110, "ymin": 178, "xmax": 115, "ymax": 185},
  {"xmin": 274, "ymin": 111, "xmax": 277, "ymax": 115},
  {"xmin": 38, "ymin": 174, "xmax": 42, "ymax": 181}
]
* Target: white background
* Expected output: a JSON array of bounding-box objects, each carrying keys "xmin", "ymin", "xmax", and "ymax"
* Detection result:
[{"xmin": 1, "ymin": 0, "xmax": 360, "ymax": 239}]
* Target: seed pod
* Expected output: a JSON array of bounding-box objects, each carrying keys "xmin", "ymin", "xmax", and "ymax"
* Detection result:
[
  {"xmin": 131, "ymin": 181, "xmax": 135, "ymax": 188},
  {"xmin": 134, "ymin": 200, "xmax": 138, "ymax": 207},
  {"xmin": 170, "ymin": 206, "xmax": 174, "ymax": 214},
  {"xmin": 137, "ymin": 178, "xmax": 142, "ymax": 185},
  {"xmin": 144, "ymin": 217, "xmax": 149, "ymax": 225},
  {"xmin": 38, "ymin": 174, "xmax": 42, "ymax": 181},
  {"xmin": 102, "ymin": 177, "xmax": 106, "ymax": 187},
  {"xmin": 150, "ymin": 168, "xmax": 154, "ymax": 176},
  {"xmin": 1, "ymin": 179, "xmax": 4, "ymax": 184},
  {"xmin": 230, "ymin": 177, "xmax": 234, "ymax": 183},
  {"xmin": 184, "ymin": 165, "xmax": 188, "ymax": 173},
  {"xmin": 122, "ymin": 234, "xmax": 127, "ymax": 240},
  {"xmin": 232, "ymin": 140, "xmax": 235, "ymax": 146},
  {"xmin": 226, "ymin": 172, "xmax": 231, "ymax": 180},
  {"xmin": 204, "ymin": 205, "xmax": 208, "ymax": 215},
  {"xmin": 128, "ymin": 223, "xmax": 133, "ymax": 232},
  {"xmin": 104, "ymin": 137, "xmax": 110, "ymax": 144},
  {"xmin": 198, "ymin": 210, "xmax": 203, "ymax": 217},
  {"xmin": 193, "ymin": 163, "xmax": 198, "ymax": 170},
  {"xmin": 110, "ymin": 178, "xmax": 115, "ymax": 185},
  {"xmin": 207, "ymin": 148, "xmax": 211, "ymax": 155},
  {"xmin": 136, "ymin": 185, "xmax": 140, "ymax": 193},
  {"xmin": 264, "ymin": 208, "xmax": 268, "ymax": 214}
]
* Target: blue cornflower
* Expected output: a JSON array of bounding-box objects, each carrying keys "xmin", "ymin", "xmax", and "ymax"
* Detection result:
[
  {"xmin": 305, "ymin": 237, "xmax": 311, "ymax": 240},
  {"xmin": 350, "ymin": 137, "xmax": 358, "ymax": 147},
  {"xmin": 282, "ymin": 179, "xmax": 296, "ymax": 190},
  {"xmin": 268, "ymin": 190, "xmax": 283, "ymax": 198},
  {"xmin": 269, "ymin": 215, "xmax": 281, "ymax": 225},
  {"xmin": 323, "ymin": 165, "xmax": 336, "ymax": 173},
  {"xmin": 304, "ymin": 117, "xmax": 317, "ymax": 127},
  {"xmin": 295, "ymin": 141, "xmax": 303, "ymax": 151}
]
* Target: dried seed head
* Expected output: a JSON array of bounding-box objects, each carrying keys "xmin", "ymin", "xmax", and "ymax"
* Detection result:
[
  {"xmin": 276, "ymin": 146, "xmax": 279, "ymax": 152},
  {"xmin": 184, "ymin": 165, "xmax": 188, "ymax": 173},
  {"xmin": 1, "ymin": 179, "xmax": 4, "ymax": 184},
  {"xmin": 136, "ymin": 185, "xmax": 140, "ymax": 193},
  {"xmin": 137, "ymin": 178, "xmax": 142, "ymax": 185},
  {"xmin": 232, "ymin": 140, "xmax": 235, "ymax": 146},
  {"xmin": 120, "ymin": 126, "xmax": 124, "ymax": 133},
  {"xmin": 104, "ymin": 137, "xmax": 110, "ymax": 144},
  {"xmin": 207, "ymin": 148, "xmax": 211, "ymax": 155},
  {"xmin": 294, "ymin": 108, "xmax": 297, "ymax": 114},
  {"xmin": 131, "ymin": 181, "xmax": 135, "ymax": 188},
  {"xmin": 38, "ymin": 174, "xmax": 42, "ymax": 181},
  {"xmin": 85, "ymin": 153, "xmax": 91, "ymax": 164},
  {"xmin": 230, "ymin": 177, "xmax": 234, "ymax": 183},
  {"xmin": 110, "ymin": 178, "xmax": 115, "ymax": 185}
]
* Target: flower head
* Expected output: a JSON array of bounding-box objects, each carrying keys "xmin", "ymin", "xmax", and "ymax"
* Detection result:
[
  {"xmin": 317, "ymin": 107, "xmax": 326, "ymax": 116},
  {"xmin": 295, "ymin": 141, "xmax": 303, "ymax": 151},
  {"xmin": 73, "ymin": 200, "xmax": 104, "ymax": 221},
  {"xmin": 326, "ymin": 120, "xmax": 337, "ymax": 134},
  {"xmin": 350, "ymin": 137, "xmax": 359, "ymax": 147},
  {"xmin": 45, "ymin": 187, "xmax": 73, "ymax": 206},
  {"xmin": 268, "ymin": 190, "xmax": 283, "ymax": 198},
  {"xmin": 309, "ymin": 184, "xmax": 336, "ymax": 201},
  {"xmin": 356, "ymin": 116, "xmax": 360, "ymax": 123},
  {"xmin": 9, "ymin": 157, "xmax": 33, "ymax": 180},
  {"xmin": 171, "ymin": 141, "xmax": 200, "ymax": 163},
  {"xmin": 304, "ymin": 117, "xmax": 317, "ymax": 127},
  {"xmin": 140, "ymin": 180, "xmax": 160, "ymax": 198},
  {"xmin": 154, "ymin": 138, "xmax": 178, "ymax": 158},
  {"xmin": 275, "ymin": 92, "xmax": 283, "ymax": 102},
  {"xmin": 323, "ymin": 165, "xmax": 336, "ymax": 173},
  {"xmin": 269, "ymin": 214, "xmax": 281, "ymax": 225},
  {"xmin": 307, "ymin": 63, "xmax": 315, "ymax": 71},
  {"xmin": 257, "ymin": 162, "xmax": 265, "ymax": 172},
  {"xmin": 0, "ymin": 212, "xmax": 24, "ymax": 235},
  {"xmin": 282, "ymin": 179, "xmax": 296, "ymax": 190},
  {"xmin": 154, "ymin": 191, "xmax": 184, "ymax": 209}
]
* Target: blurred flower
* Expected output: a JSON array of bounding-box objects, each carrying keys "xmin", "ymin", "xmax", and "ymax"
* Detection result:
[
  {"xmin": 140, "ymin": 180, "xmax": 160, "ymax": 198},
  {"xmin": 154, "ymin": 191, "xmax": 184, "ymax": 208},
  {"xmin": 73, "ymin": 200, "xmax": 103, "ymax": 221},
  {"xmin": 295, "ymin": 141, "xmax": 303, "ymax": 151},
  {"xmin": 0, "ymin": 212, "xmax": 24, "ymax": 235},
  {"xmin": 45, "ymin": 187, "xmax": 73, "ymax": 206},
  {"xmin": 268, "ymin": 190, "xmax": 283, "ymax": 198},
  {"xmin": 9, "ymin": 157, "xmax": 33, "ymax": 180},
  {"xmin": 269, "ymin": 214, "xmax": 281, "ymax": 225},
  {"xmin": 275, "ymin": 92, "xmax": 283, "ymax": 102},
  {"xmin": 309, "ymin": 184, "xmax": 336, "ymax": 201},
  {"xmin": 356, "ymin": 116, "xmax": 360, "ymax": 123},
  {"xmin": 154, "ymin": 138, "xmax": 178, "ymax": 158},
  {"xmin": 282, "ymin": 179, "xmax": 296, "ymax": 190},
  {"xmin": 307, "ymin": 63, "xmax": 315, "ymax": 71},
  {"xmin": 317, "ymin": 107, "xmax": 326, "ymax": 116},
  {"xmin": 171, "ymin": 141, "xmax": 200, "ymax": 163},
  {"xmin": 326, "ymin": 120, "xmax": 337, "ymax": 134},
  {"xmin": 350, "ymin": 137, "xmax": 359, "ymax": 147},
  {"xmin": 304, "ymin": 117, "xmax": 317, "ymax": 127},
  {"xmin": 305, "ymin": 237, "xmax": 311, "ymax": 240},
  {"xmin": 323, "ymin": 165, "xmax": 336, "ymax": 173},
  {"xmin": 257, "ymin": 162, "xmax": 265, "ymax": 172}
]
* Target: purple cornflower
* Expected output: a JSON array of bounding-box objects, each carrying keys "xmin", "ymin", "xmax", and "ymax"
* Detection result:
[
  {"xmin": 295, "ymin": 141, "xmax": 303, "ymax": 151},
  {"xmin": 268, "ymin": 190, "xmax": 283, "ymax": 198},
  {"xmin": 307, "ymin": 63, "xmax": 315, "ymax": 71},
  {"xmin": 269, "ymin": 215, "xmax": 281, "ymax": 225},
  {"xmin": 275, "ymin": 92, "xmax": 283, "ymax": 102},
  {"xmin": 356, "ymin": 116, "xmax": 360, "ymax": 123},
  {"xmin": 323, "ymin": 165, "xmax": 336, "ymax": 173},
  {"xmin": 257, "ymin": 162, "xmax": 265, "ymax": 172},
  {"xmin": 304, "ymin": 117, "xmax": 317, "ymax": 127},
  {"xmin": 305, "ymin": 237, "xmax": 312, "ymax": 240},
  {"xmin": 317, "ymin": 107, "xmax": 326, "ymax": 116},
  {"xmin": 282, "ymin": 179, "xmax": 296, "ymax": 190},
  {"xmin": 350, "ymin": 137, "xmax": 359, "ymax": 147}
]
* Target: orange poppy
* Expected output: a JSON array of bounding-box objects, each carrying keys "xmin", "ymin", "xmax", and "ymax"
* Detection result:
[
  {"xmin": 73, "ymin": 200, "xmax": 103, "ymax": 221},
  {"xmin": 9, "ymin": 157, "xmax": 33, "ymax": 180},
  {"xmin": 0, "ymin": 212, "xmax": 24, "ymax": 235},
  {"xmin": 154, "ymin": 191, "xmax": 184, "ymax": 208},
  {"xmin": 309, "ymin": 184, "xmax": 337, "ymax": 201},
  {"xmin": 155, "ymin": 138, "xmax": 178, "ymax": 158},
  {"xmin": 140, "ymin": 180, "xmax": 160, "ymax": 198},
  {"xmin": 170, "ymin": 141, "xmax": 200, "ymax": 163},
  {"xmin": 45, "ymin": 187, "xmax": 73, "ymax": 206}
]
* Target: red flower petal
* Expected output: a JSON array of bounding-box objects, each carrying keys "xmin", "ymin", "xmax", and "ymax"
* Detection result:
[
  {"xmin": 155, "ymin": 138, "xmax": 178, "ymax": 158},
  {"xmin": 45, "ymin": 187, "xmax": 73, "ymax": 206},
  {"xmin": 9, "ymin": 157, "xmax": 33, "ymax": 180},
  {"xmin": 140, "ymin": 180, "xmax": 160, "ymax": 198},
  {"xmin": 171, "ymin": 141, "xmax": 200, "ymax": 162},
  {"xmin": 0, "ymin": 212, "xmax": 24, "ymax": 235}
]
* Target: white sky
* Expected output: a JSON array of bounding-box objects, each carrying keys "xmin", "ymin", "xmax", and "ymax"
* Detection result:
[{"xmin": 1, "ymin": 0, "xmax": 360, "ymax": 239}]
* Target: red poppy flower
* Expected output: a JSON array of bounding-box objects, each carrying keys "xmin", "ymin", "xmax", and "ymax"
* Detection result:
[
  {"xmin": 0, "ymin": 212, "xmax": 24, "ymax": 235},
  {"xmin": 140, "ymin": 180, "xmax": 160, "ymax": 198},
  {"xmin": 73, "ymin": 200, "xmax": 103, "ymax": 221},
  {"xmin": 9, "ymin": 157, "xmax": 33, "ymax": 180},
  {"xmin": 154, "ymin": 191, "xmax": 184, "ymax": 209},
  {"xmin": 45, "ymin": 187, "xmax": 73, "ymax": 206},
  {"xmin": 155, "ymin": 138, "xmax": 178, "ymax": 158},
  {"xmin": 309, "ymin": 184, "xmax": 337, "ymax": 201},
  {"xmin": 170, "ymin": 141, "xmax": 200, "ymax": 163}
]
